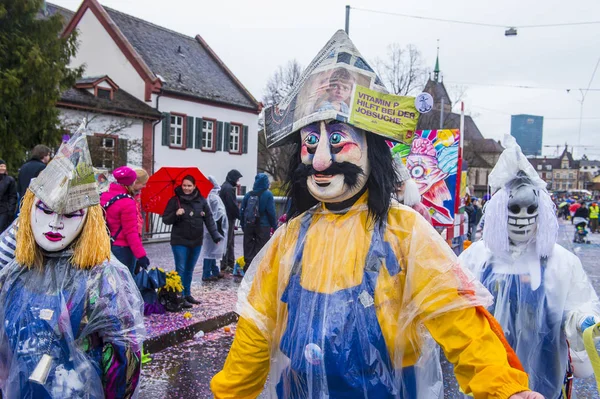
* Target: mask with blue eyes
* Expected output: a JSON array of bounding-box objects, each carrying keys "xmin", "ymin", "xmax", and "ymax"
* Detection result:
[
  {"xmin": 30, "ymin": 198, "xmax": 88, "ymax": 252},
  {"xmin": 300, "ymin": 121, "xmax": 370, "ymax": 203}
]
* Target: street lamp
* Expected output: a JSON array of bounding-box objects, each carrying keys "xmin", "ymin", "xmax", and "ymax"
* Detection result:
[{"xmin": 505, "ymin": 27, "xmax": 518, "ymax": 36}]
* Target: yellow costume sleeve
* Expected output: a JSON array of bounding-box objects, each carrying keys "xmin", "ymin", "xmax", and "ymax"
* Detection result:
[
  {"xmin": 385, "ymin": 208, "xmax": 530, "ymax": 398},
  {"xmin": 211, "ymin": 317, "xmax": 270, "ymax": 399}
]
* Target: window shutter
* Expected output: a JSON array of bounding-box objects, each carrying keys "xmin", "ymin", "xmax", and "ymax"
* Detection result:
[
  {"xmin": 242, "ymin": 125, "xmax": 249, "ymax": 154},
  {"xmin": 117, "ymin": 138, "xmax": 128, "ymax": 167},
  {"xmin": 216, "ymin": 121, "xmax": 223, "ymax": 151},
  {"xmin": 161, "ymin": 113, "xmax": 170, "ymax": 146},
  {"xmin": 186, "ymin": 116, "xmax": 194, "ymax": 149},
  {"xmin": 224, "ymin": 122, "xmax": 231, "ymax": 152},
  {"xmin": 87, "ymin": 135, "xmax": 103, "ymax": 167},
  {"xmin": 195, "ymin": 117, "xmax": 203, "ymax": 149}
]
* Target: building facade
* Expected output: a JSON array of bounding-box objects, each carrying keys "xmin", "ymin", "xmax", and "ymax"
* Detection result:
[
  {"xmin": 528, "ymin": 147, "xmax": 580, "ymax": 191},
  {"xmin": 48, "ymin": 0, "xmax": 261, "ymax": 192},
  {"xmin": 510, "ymin": 114, "xmax": 544, "ymax": 156}
]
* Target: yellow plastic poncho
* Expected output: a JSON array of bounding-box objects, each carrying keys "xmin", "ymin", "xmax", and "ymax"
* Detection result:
[{"xmin": 212, "ymin": 193, "xmax": 529, "ymax": 398}]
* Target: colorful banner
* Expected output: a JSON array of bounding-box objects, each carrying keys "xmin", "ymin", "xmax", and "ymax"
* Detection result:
[
  {"xmin": 391, "ymin": 129, "xmax": 461, "ymax": 227},
  {"xmin": 349, "ymin": 85, "xmax": 419, "ymax": 144}
]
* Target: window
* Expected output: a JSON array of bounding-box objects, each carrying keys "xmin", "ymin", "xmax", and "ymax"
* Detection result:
[
  {"xmin": 569, "ymin": 173, "xmax": 574, "ymax": 180},
  {"xmin": 100, "ymin": 137, "xmax": 116, "ymax": 169},
  {"xmin": 202, "ymin": 120, "xmax": 214, "ymax": 150},
  {"xmin": 545, "ymin": 165, "xmax": 551, "ymax": 171},
  {"xmin": 229, "ymin": 123, "xmax": 241, "ymax": 153},
  {"xmin": 537, "ymin": 165, "xmax": 542, "ymax": 171},
  {"xmin": 97, "ymin": 88, "xmax": 111, "ymax": 100},
  {"xmin": 170, "ymin": 115, "xmax": 184, "ymax": 147}
]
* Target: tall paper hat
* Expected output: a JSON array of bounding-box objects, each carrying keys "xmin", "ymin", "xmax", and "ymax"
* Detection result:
[
  {"xmin": 264, "ymin": 30, "xmax": 421, "ymax": 148},
  {"xmin": 488, "ymin": 135, "xmax": 546, "ymax": 192},
  {"xmin": 29, "ymin": 122, "xmax": 99, "ymax": 213}
]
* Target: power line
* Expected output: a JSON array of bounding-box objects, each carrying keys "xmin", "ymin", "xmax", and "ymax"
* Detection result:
[
  {"xmin": 470, "ymin": 105, "xmax": 600, "ymax": 120},
  {"xmin": 351, "ymin": 7, "xmax": 600, "ymax": 30},
  {"xmin": 445, "ymin": 80, "xmax": 600, "ymax": 92}
]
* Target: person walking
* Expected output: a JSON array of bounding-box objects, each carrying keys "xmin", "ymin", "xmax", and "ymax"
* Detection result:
[
  {"xmin": 589, "ymin": 202, "xmax": 599, "ymax": 233},
  {"xmin": 133, "ymin": 168, "xmax": 149, "ymax": 238},
  {"xmin": 200, "ymin": 176, "xmax": 228, "ymax": 281},
  {"xmin": 240, "ymin": 173, "xmax": 277, "ymax": 269},
  {"xmin": 163, "ymin": 175, "xmax": 223, "ymax": 307},
  {"xmin": 100, "ymin": 166, "xmax": 150, "ymax": 275},
  {"xmin": 16, "ymin": 144, "xmax": 51, "ymax": 200},
  {"xmin": 0, "ymin": 160, "xmax": 17, "ymax": 232},
  {"xmin": 219, "ymin": 169, "xmax": 242, "ymax": 271}
]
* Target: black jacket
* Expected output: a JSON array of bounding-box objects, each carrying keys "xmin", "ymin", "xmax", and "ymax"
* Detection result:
[
  {"xmin": 17, "ymin": 159, "xmax": 46, "ymax": 198},
  {"xmin": 574, "ymin": 206, "xmax": 590, "ymax": 219},
  {"xmin": 0, "ymin": 174, "xmax": 17, "ymax": 216},
  {"xmin": 220, "ymin": 170, "xmax": 242, "ymax": 220},
  {"xmin": 163, "ymin": 187, "xmax": 221, "ymax": 248}
]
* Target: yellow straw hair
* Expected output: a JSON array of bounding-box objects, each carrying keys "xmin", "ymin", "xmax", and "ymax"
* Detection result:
[
  {"xmin": 134, "ymin": 168, "xmax": 149, "ymax": 184},
  {"xmin": 15, "ymin": 190, "xmax": 43, "ymax": 268},
  {"xmin": 15, "ymin": 191, "xmax": 111, "ymax": 270},
  {"xmin": 71, "ymin": 205, "xmax": 111, "ymax": 269}
]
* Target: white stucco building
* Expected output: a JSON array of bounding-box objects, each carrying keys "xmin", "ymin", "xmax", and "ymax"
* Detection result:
[{"xmin": 48, "ymin": 0, "xmax": 261, "ymax": 192}]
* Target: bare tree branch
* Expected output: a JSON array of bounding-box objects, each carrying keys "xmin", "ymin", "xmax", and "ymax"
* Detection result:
[{"xmin": 375, "ymin": 43, "xmax": 428, "ymax": 96}]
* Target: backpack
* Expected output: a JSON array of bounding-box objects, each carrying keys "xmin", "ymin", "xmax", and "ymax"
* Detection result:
[
  {"xmin": 243, "ymin": 191, "xmax": 264, "ymax": 228},
  {"xmin": 102, "ymin": 193, "xmax": 134, "ymax": 242}
]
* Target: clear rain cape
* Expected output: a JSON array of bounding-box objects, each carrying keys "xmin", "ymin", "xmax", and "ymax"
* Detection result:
[
  {"xmin": 459, "ymin": 240, "xmax": 600, "ymax": 398},
  {"xmin": 214, "ymin": 194, "xmax": 531, "ymax": 398},
  {"xmin": 0, "ymin": 252, "xmax": 145, "ymax": 398}
]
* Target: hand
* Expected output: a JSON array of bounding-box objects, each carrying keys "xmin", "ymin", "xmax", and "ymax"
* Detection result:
[
  {"xmin": 509, "ymin": 391, "xmax": 544, "ymax": 399},
  {"xmin": 213, "ymin": 235, "xmax": 223, "ymax": 244},
  {"xmin": 176, "ymin": 208, "xmax": 185, "ymax": 216},
  {"xmin": 137, "ymin": 256, "xmax": 150, "ymax": 269},
  {"xmin": 581, "ymin": 315, "xmax": 599, "ymax": 332}
]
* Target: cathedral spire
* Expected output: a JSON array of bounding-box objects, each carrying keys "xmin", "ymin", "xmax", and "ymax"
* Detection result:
[{"xmin": 433, "ymin": 40, "xmax": 440, "ymax": 82}]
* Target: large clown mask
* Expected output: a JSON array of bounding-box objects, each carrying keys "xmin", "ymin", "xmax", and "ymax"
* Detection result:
[
  {"xmin": 506, "ymin": 172, "xmax": 538, "ymax": 244},
  {"xmin": 300, "ymin": 121, "xmax": 370, "ymax": 203},
  {"xmin": 30, "ymin": 197, "xmax": 88, "ymax": 252}
]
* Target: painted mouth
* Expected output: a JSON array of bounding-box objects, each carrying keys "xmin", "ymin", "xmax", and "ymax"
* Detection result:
[
  {"xmin": 44, "ymin": 232, "xmax": 64, "ymax": 242},
  {"xmin": 313, "ymin": 174, "xmax": 334, "ymax": 187},
  {"xmin": 508, "ymin": 217, "xmax": 537, "ymax": 229}
]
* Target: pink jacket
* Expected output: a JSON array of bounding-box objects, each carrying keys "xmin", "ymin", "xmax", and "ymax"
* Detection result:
[{"xmin": 100, "ymin": 183, "xmax": 147, "ymax": 259}]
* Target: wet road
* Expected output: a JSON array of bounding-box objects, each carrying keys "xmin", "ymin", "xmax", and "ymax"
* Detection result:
[{"xmin": 140, "ymin": 221, "xmax": 600, "ymax": 398}]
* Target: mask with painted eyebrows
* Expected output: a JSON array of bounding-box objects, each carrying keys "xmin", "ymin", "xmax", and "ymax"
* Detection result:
[{"xmin": 299, "ymin": 121, "xmax": 370, "ymax": 203}]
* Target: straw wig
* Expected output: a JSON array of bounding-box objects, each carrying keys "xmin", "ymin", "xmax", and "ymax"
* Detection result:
[{"xmin": 15, "ymin": 190, "xmax": 111, "ymax": 269}]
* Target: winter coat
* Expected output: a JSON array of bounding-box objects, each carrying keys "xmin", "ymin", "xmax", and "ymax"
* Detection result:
[
  {"xmin": 17, "ymin": 159, "xmax": 46, "ymax": 199},
  {"xmin": 220, "ymin": 170, "xmax": 242, "ymax": 220},
  {"xmin": 240, "ymin": 174, "xmax": 277, "ymax": 229},
  {"xmin": 0, "ymin": 175, "xmax": 17, "ymax": 217},
  {"xmin": 574, "ymin": 206, "xmax": 590, "ymax": 219},
  {"xmin": 100, "ymin": 183, "xmax": 147, "ymax": 259},
  {"xmin": 163, "ymin": 186, "xmax": 221, "ymax": 248}
]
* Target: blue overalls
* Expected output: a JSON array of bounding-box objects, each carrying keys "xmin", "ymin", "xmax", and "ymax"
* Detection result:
[
  {"xmin": 276, "ymin": 212, "xmax": 416, "ymax": 398},
  {"xmin": 481, "ymin": 257, "xmax": 571, "ymax": 399}
]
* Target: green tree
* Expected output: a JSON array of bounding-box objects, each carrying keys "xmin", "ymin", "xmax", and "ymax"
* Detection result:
[{"xmin": 0, "ymin": 0, "xmax": 83, "ymax": 174}]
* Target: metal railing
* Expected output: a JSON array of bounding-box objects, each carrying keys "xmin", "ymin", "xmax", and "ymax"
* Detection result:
[{"xmin": 142, "ymin": 195, "xmax": 288, "ymax": 242}]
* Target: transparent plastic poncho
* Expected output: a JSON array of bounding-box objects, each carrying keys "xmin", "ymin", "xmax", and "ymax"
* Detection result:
[
  {"xmin": 459, "ymin": 240, "xmax": 600, "ymax": 398},
  {"xmin": 200, "ymin": 188, "xmax": 228, "ymax": 260},
  {"xmin": 214, "ymin": 196, "xmax": 531, "ymax": 398},
  {"xmin": 0, "ymin": 252, "xmax": 146, "ymax": 398}
]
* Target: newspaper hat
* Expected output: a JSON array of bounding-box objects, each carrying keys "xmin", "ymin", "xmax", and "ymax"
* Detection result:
[
  {"xmin": 29, "ymin": 123, "xmax": 100, "ymax": 213},
  {"xmin": 264, "ymin": 30, "xmax": 422, "ymax": 148}
]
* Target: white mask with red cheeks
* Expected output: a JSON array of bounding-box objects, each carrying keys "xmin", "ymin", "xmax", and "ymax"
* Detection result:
[
  {"xmin": 300, "ymin": 121, "xmax": 370, "ymax": 203},
  {"xmin": 30, "ymin": 198, "xmax": 87, "ymax": 252}
]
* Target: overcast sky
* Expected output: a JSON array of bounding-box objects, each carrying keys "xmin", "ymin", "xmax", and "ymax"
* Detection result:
[{"xmin": 53, "ymin": 0, "xmax": 600, "ymax": 158}]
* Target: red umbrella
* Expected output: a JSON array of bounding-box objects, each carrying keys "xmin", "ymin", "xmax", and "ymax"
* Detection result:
[{"xmin": 141, "ymin": 167, "xmax": 213, "ymax": 215}]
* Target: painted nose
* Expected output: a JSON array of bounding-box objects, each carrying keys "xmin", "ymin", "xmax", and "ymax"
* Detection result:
[
  {"xmin": 312, "ymin": 134, "xmax": 332, "ymax": 172},
  {"xmin": 49, "ymin": 214, "xmax": 64, "ymax": 230}
]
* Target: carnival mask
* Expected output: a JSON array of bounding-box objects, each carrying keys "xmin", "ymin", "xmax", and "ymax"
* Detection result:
[
  {"xmin": 300, "ymin": 121, "xmax": 370, "ymax": 203},
  {"xmin": 30, "ymin": 198, "xmax": 87, "ymax": 252},
  {"xmin": 506, "ymin": 172, "xmax": 538, "ymax": 244}
]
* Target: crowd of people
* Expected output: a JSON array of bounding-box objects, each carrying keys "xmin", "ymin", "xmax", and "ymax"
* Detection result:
[{"xmin": 1, "ymin": 31, "xmax": 600, "ymax": 399}]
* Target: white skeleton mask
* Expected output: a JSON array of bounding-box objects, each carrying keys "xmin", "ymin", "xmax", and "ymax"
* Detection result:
[{"xmin": 506, "ymin": 172, "xmax": 539, "ymax": 245}]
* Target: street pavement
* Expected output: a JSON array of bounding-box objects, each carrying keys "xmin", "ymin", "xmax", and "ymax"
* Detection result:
[{"xmin": 139, "ymin": 221, "xmax": 600, "ymax": 398}]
